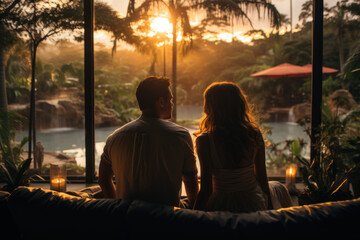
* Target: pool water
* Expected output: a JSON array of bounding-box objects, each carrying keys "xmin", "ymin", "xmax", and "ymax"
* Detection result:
[{"xmin": 16, "ymin": 121, "xmax": 309, "ymax": 169}]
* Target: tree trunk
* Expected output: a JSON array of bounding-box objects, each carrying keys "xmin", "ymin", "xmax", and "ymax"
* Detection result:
[
  {"xmin": 338, "ymin": 30, "xmax": 344, "ymax": 73},
  {"xmin": 149, "ymin": 51, "xmax": 157, "ymax": 76},
  {"xmin": 0, "ymin": 47, "xmax": 8, "ymax": 111},
  {"xmin": 171, "ymin": 4, "xmax": 177, "ymax": 122},
  {"xmin": 28, "ymin": 43, "xmax": 37, "ymax": 165}
]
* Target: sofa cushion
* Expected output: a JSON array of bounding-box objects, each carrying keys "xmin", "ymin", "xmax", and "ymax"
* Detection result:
[
  {"xmin": 7, "ymin": 186, "xmax": 360, "ymax": 239},
  {"xmin": 126, "ymin": 198, "xmax": 360, "ymax": 237},
  {"xmin": 0, "ymin": 191, "xmax": 20, "ymax": 239},
  {"xmin": 7, "ymin": 187, "xmax": 132, "ymax": 239}
]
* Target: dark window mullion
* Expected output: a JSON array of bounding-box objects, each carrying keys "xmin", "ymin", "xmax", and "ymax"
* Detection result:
[
  {"xmin": 84, "ymin": 0, "xmax": 95, "ymax": 183},
  {"xmin": 311, "ymin": 0, "xmax": 323, "ymax": 161}
]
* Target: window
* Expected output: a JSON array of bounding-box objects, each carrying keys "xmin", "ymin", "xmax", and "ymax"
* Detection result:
[{"xmin": 7, "ymin": 0, "xmax": 328, "ymax": 184}]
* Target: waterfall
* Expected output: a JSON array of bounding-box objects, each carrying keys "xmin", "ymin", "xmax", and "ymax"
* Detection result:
[{"xmin": 288, "ymin": 108, "xmax": 296, "ymax": 123}]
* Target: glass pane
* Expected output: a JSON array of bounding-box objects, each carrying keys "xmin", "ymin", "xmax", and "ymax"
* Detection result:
[
  {"xmin": 94, "ymin": 1, "xmax": 142, "ymax": 176},
  {"xmin": 9, "ymin": 1, "xmax": 86, "ymax": 179},
  {"xmin": 90, "ymin": 0, "xmax": 314, "ymax": 179},
  {"xmin": 91, "ymin": 1, "xmax": 357, "ymax": 183}
]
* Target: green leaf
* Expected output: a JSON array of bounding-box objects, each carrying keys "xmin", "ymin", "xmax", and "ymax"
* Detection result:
[
  {"xmin": 322, "ymin": 100, "xmax": 334, "ymax": 121},
  {"xmin": 29, "ymin": 173, "xmax": 45, "ymax": 182},
  {"xmin": 295, "ymin": 155, "xmax": 310, "ymax": 167},
  {"xmin": 3, "ymin": 157, "xmax": 17, "ymax": 179},
  {"xmin": 291, "ymin": 139, "xmax": 301, "ymax": 157},
  {"xmin": 19, "ymin": 136, "xmax": 29, "ymax": 149},
  {"xmin": 0, "ymin": 164, "xmax": 15, "ymax": 186},
  {"xmin": 14, "ymin": 158, "xmax": 32, "ymax": 186}
]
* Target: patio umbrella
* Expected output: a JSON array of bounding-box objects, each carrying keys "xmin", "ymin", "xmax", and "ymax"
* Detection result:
[
  {"xmin": 302, "ymin": 64, "xmax": 339, "ymax": 74},
  {"xmin": 250, "ymin": 63, "xmax": 311, "ymax": 78}
]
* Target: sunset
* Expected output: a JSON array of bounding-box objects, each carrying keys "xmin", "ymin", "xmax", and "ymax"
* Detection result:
[
  {"xmin": 150, "ymin": 16, "xmax": 172, "ymax": 34},
  {"xmin": 1, "ymin": 0, "xmax": 360, "ymax": 238}
]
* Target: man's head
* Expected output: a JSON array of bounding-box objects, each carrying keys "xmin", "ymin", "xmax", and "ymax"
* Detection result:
[{"xmin": 136, "ymin": 76, "xmax": 173, "ymax": 119}]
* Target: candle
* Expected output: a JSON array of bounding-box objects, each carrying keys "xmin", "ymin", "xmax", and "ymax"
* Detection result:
[
  {"xmin": 50, "ymin": 177, "xmax": 66, "ymax": 192},
  {"xmin": 50, "ymin": 162, "xmax": 67, "ymax": 192},
  {"xmin": 285, "ymin": 164, "xmax": 297, "ymax": 189}
]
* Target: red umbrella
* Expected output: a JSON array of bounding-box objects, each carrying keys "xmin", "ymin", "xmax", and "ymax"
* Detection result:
[
  {"xmin": 250, "ymin": 63, "xmax": 310, "ymax": 78},
  {"xmin": 302, "ymin": 64, "xmax": 339, "ymax": 74}
]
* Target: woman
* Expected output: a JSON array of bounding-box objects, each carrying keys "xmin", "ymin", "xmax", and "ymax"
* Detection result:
[{"xmin": 193, "ymin": 82, "xmax": 273, "ymax": 213}]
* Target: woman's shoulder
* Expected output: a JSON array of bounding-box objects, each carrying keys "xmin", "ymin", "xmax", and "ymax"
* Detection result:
[
  {"xmin": 252, "ymin": 127, "xmax": 265, "ymax": 145},
  {"xmin": 195, "ymin": 132, "xmax": 210, "ymax": 145}
]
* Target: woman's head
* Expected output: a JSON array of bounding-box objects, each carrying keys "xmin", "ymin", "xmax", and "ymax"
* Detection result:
[{"xmin": 197, "ymin": 81, "xmax": 258, "ymax": 134}]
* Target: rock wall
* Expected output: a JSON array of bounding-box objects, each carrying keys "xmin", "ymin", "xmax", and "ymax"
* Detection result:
[
  {"xmin": 328, "ymin": 89, "xmax": 358, "ymax": 114},
  {"xmin": 290, "ymin": 89, "xmax": 358, "ymax": 122},
  {"xmin": 291, "ymin": 102, "xmax": 312, "ymax": 122},
  {"xmin": 9, "ymin": 99, "xmax": 123, "ymax": 130}
]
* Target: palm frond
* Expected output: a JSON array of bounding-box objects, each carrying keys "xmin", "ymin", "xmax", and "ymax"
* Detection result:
[
  {"xmin": 0, "ymin": 164, "xmax": 15, "ymax": 186},
  {"xmin": 330, "ymin": 178, "xmax": 348, "ymax": 196},
  {"xmin": 295, "ymin": 155, "xmax": 310, "ymax": 168},
  {"xmin": 344, "ymin": 41, "xmax": 360, "ymax": 77},
  {"xmin": 194, "ymin": 0, "xmax": 281, "ymax": 29},
  {"xmin": 340, "ymin": 107, "xmax": 360, "ymax": 125},
  {"xmin": 2, "ymin": 157, "xmax": 17, "ymax": 178}
]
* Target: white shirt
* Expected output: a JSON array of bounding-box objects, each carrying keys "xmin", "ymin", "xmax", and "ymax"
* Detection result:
[{"xmin": 101, "ymin": 115, "xmax": 197, "ymax": 206}]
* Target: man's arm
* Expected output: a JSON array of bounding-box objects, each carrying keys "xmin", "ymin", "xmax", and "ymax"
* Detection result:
[
  {"xmin": 182, "ymin": 171, "xmax": 199, "ymax": 207},
  {"xmin": 181, "ymin": 132, "xmax": 199, "ymax": 207},
  {"xmin": 98, "ymin": 159, "xmax": 116, "ymax": 199}
]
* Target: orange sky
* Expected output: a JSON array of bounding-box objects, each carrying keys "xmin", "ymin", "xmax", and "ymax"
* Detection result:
[{"xmin": 94, "ymin": 0, "xmax": 338, "ymax": 49}]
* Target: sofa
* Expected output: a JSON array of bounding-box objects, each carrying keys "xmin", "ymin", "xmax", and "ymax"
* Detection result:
[{"xmin": 1, "ymin": 186, "xmax": 360, "ymax": 239}]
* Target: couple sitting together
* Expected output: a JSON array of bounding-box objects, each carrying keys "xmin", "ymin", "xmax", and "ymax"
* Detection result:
[{"xmin": 99, "ymin": 76, "xmax": 292, "ymax": 213}]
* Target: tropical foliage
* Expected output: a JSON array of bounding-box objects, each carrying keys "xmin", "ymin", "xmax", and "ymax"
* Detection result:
[
  {"xmin": 292, "ymin": 100, "xmax": 360, "ymax": 204},
  {"xmin": 265, "ymin": 137, "xmax": 307, "ymax": 171},
  {"xmin": 0, "ymin": 109, "xmax": 44, "ymax": 192}
]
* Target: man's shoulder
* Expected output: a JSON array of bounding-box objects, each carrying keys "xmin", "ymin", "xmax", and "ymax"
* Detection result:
[
  {"xmin": 160, "ymin": 119, "xmax": 191, "ymax": 136},
  {"xmin": 106, "ymin": 118, "xmax": 142, "ymax": 139},
  {"xmin": 108, "ymin": 117, "xmax": 192, "ymax": 140}
]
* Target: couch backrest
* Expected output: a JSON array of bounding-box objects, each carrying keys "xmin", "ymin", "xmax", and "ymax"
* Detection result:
[{"xmin": 7, "ymin": 187, "xmax": 360, "ymax": 239}]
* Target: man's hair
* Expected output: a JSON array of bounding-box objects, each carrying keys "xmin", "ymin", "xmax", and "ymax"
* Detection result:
[{"xmin": 136, "ymin": 76, "xmax": 171, "ymax": 111}]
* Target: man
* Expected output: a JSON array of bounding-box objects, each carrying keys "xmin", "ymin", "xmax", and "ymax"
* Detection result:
[{"xmin": 99, "ymin": 76, "xmax": 198, "ymax": 207}]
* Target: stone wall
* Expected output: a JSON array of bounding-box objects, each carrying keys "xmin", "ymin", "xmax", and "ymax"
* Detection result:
[{"xmin": 9, "ymin": 99, "xmax": 123, "ymax": 130}]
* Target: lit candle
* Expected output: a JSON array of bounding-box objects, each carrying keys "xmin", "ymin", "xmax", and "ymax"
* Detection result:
[
  {"xmin": 50, "ymin": 177, "xmax": 66, "ymax": 192},
  {"xmin": 285, "ymin": 164, "xmax": 297, "ymax": 189},
  {"xmin": 50, "ymin": 162, "xmax": 67, "ymax": 192}
]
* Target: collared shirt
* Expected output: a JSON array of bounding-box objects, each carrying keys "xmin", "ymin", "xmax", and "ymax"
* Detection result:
[{"xmin": 101, "ymin": 115, "xmax": 197, "ymax": 206}]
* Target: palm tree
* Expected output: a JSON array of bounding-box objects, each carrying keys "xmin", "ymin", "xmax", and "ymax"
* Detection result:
[
  {"xmin": 94, "ymin": 1, "xmax": 139, "ymax": 57},
  {"xmin": 127, "ymin": 0, "xmax": 281, "ymax": 121},
  {"xmin": 324, "ymin": 0, "xmax": 360, "ymax": 73},
  {"xmin": 127, "ymin": 0, "xmax": 192, "ymax": 121},
  {"xmin": 14, "ymin": 0, "xmax": 82, "ymax": 164},
  {"xmin": 0, "ymin": 0, "xmax": 22, "ymax": 111},
  {"xmin": 343, "ymin": 41, "xmax": 360, "ymax": 103}
]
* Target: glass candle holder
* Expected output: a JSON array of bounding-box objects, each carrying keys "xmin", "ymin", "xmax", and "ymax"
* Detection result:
[
  {"xmin": 285, "ymin": 164, "xmax": 297, "ymax": 189},
  {"xmin": 50, "ymin": 162, "xmax": 67, "ymax": 192}
]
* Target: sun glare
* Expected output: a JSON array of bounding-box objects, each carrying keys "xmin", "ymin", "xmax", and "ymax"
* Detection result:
[
  {"xmin": 127, "ymin": 15, "xmax": 268, "ymax": 46},
  {"xmin": 150, "ymin": 17, "xmax": 172, "ymax": 34}
]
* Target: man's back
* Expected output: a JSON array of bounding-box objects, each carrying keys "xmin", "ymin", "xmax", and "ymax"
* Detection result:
[{"xmin": 101, "ymin": 116, "xmax": 197, "ymax": 206}]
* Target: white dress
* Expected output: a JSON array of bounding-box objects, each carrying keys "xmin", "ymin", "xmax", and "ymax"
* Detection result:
[{"xmin": 204, "ymin": 134, "xmax": 292, "ymax": 213}]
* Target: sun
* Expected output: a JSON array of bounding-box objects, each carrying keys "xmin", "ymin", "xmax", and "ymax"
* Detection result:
[{"xmin": 150, "ymin": 17, "xmax": 172, "ymax": 34}]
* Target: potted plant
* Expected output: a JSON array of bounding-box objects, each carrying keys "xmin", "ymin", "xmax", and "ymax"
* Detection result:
[
  {"xmin": 293, "ymin": 101, "xmax": 360, "ymax": 205},
  {"xmin": 0, "ymin": 110, "xmax": 44, "ymax": 192}
]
